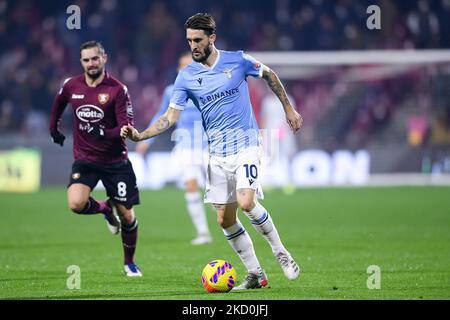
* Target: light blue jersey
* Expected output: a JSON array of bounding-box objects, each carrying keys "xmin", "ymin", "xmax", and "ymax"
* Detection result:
[
  {"xmin": 169, "ymin": 50, "xmax": 265, "ymax": 156},
  {"xmin": 145, "ymin": 84, "xmax": 207, "ymax": 150}
]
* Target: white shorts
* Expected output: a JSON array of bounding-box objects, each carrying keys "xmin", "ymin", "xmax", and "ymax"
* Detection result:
[
  {"xmin": 204, "ymin": 146, "xmax": 265, "ymax": 204},
  {"xmin": 171, "ymin": 147, "xmax": 208, "ymax": 184}
]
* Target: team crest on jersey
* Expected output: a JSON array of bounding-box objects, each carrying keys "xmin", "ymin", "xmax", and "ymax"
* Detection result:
[
  {"xmin": 223, "ymin": 68, "xmax": 233, "ymax": 79},
  {"xmin": 72, "ymin": 173, "xmax": 80, "ymax": 180},
  {"xmin": 98, "ymin": 93, "xmax": 109, "ymax": 104}
]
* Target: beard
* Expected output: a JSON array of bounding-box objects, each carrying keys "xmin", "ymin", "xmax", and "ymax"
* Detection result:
[
  {"xmin": 192, "ymin": 45, "xmax": 211, "ymax": 63},
  {"xmin": 85, "ymin": 67, "xmax": 103, "ymax": 80}
]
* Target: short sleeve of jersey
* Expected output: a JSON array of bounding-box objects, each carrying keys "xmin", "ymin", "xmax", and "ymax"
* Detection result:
[
  {"xmin": 169, "ymin": 72, "xmax": 188, "ymax": 111},
  {"xmin": 241, "ymin": 52, "xmax": 265, "ymax": 78}
]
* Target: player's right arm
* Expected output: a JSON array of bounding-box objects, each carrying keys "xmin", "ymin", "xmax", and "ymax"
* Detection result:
[
  {"xmin": 121, "ymin": 106, "xmax": 181, "ymax": 142},
  {"xmin": 122, "ymin": 72, "xmax": 188, "ymax": 142},
  {"xmin": 49, "ymin": 78, "xmax": 70, "ymax": 146}
]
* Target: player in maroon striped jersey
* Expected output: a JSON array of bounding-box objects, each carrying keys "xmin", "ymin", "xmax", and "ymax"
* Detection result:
[{"xmin": 49, "ymin": 41, "xmax": 142, "ymax": 277}]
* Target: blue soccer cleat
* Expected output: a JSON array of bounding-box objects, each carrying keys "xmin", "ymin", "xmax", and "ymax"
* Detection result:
[{"xmin": 124, "ymin": 263, "xmax": 143, "ymax": 277}]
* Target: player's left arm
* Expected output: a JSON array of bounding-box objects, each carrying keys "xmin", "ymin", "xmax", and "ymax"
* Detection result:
[{"xmin": 262, "ymin": 67, "xmax": 303, "ymax": 133}]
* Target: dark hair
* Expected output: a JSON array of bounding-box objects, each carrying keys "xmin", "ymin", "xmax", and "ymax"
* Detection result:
[
  {"xmin": 80, "ymin": 41, "xmax": 105, "ymax": 55},
  {"xmin": 184, "ymin": 13, "xmax": 216, "ymax": 35}
]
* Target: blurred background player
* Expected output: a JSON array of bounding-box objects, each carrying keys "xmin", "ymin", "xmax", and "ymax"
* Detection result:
[
  {"xmin": 260, "ymin": 92, "xmax": 298, "ymax": 193},
  {"xmin": 135, "ymin": 52, "xmax": 212, "ymax": 245},
  {"xmin": 121, "ymin": 13, "xmax": 302, "ymax": 289},
  {"xmin": 49, "ymin": 41, "xmax": 142, "ymax": 277}
]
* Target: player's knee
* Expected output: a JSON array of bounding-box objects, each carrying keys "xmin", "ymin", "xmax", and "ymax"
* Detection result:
[
  {"xmin": 121, "ymin": 213, "xmax": 135, "ymax": 225},
  {"xmin": 68, "ymin": 199, "xmax": 87, "ymax": 214},
  {"xmin": 238, "ymin": 199, "xmax": 256, "ymax": 212},
  {"xmin": 217, "ymin": 215, "xmax": 236, "ymax": 229},
  {"xmin": 184, "ymin": 179, "xmax": 198, "ymax": 193},
  {"xmin": 117, "ymin": 207, "xmax": 135, "ymax": 224}
]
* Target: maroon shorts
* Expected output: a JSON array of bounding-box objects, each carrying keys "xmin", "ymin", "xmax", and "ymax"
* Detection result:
[{"xmin": 68, "ymin": 159, "xmax": 140, "ymax": 209}]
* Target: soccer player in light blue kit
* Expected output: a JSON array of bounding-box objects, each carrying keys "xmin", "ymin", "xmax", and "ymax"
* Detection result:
[
  {"xmin": 122, "ymin": 13, "xmax": 303, "ymax": 289},
  {"xmin": 135, "ymin": 52, "xmax": 212, "ymax": 245}
]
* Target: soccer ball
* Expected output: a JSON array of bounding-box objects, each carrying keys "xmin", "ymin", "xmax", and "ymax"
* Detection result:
[{"xmin": 201, "ymin": 259, "xmax": 237, "ymax": 293}]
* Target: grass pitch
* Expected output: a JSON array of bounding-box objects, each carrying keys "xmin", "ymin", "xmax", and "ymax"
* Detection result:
[{"xmin": 0, "ymin": 187, "xmax": 449, "ymax": 300}]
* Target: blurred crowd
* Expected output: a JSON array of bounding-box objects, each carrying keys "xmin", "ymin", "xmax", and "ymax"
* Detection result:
[{"xmin": 0, "ymin": 0, "xmax": 449, "ymax": 147}]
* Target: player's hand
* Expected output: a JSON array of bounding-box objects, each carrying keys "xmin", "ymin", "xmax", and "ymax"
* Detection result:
[
  {"xmin": 120, "ymin": 124, "xmax": 131, "ymax": 139},
  {"xmin": 286, "ymin": 108, "xmax": 303, "ymax": 134},
  {"xmin": 87, "ymin": 124, "xmax": 105, "ymax": 139},
  {"xmin": 50, "ymin": 131, "xmax": 65, "ymax": 146},
  {"xmin": 120, "ymin": 124, "xmax": 141, "ymax": 141},
  {"xmin": 135, "ymin": 142, "xmax": 150, "ymax": 155}
]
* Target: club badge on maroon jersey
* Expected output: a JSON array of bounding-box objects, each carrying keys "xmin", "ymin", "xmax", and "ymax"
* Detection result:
[
  {"xmin": 72, "ymin": 173, "xmax": 80, "ymax": 180},
  {"xmin": 98, "ymin": 93, "xmax": 109, "ymax": 104}
]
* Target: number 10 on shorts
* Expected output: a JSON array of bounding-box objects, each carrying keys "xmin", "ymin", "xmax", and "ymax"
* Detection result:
[{"xmin": 244, "ymin": 164, "xmax": 258, "ymax": 179}]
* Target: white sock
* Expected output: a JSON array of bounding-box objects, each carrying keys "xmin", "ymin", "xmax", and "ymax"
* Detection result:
[
  {"xmin": 244, "ymin": 202, "xmax": 286, "ymax": 255},
  {"xmin": 185, "ymin": 192, "xmax": 210, "ymax": 236},
  {"xmin": 223, "ymin": 219, "xmax": 261, "ymax": 274}
]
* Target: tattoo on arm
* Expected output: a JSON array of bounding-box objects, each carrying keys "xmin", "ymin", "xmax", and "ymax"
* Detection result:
[
  {"xmin": 263, "ymin": 68, "xmax": 291, "ymax": 111},
  {"xmin": 140, "ymin": 115, "xmax": 171, "ymax": 140},
  {"xmin": 156, "ymin": 115, "xmax": 170, "ymax": 132}
]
